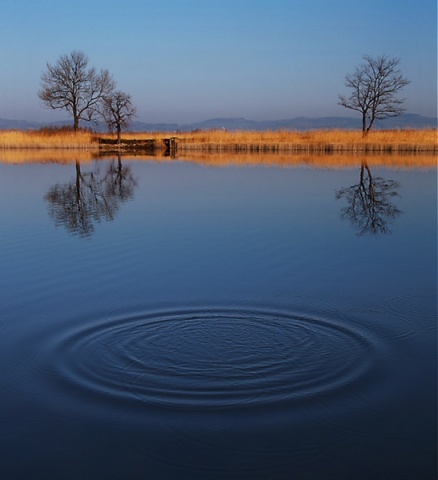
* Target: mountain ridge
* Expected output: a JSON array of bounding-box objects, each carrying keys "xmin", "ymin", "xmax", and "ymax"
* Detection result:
[{"xmin": 0, "ymin": 113, "xmax": 436, "ymax": 132}]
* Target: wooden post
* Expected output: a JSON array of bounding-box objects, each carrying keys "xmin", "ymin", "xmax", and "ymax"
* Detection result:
[{"xmin": 162, "ymin": 137, "xmax": 178, "ymax": 157}]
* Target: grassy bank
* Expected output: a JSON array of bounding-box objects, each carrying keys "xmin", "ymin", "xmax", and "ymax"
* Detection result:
[{"xmin": 0, "ymin": 128, "xmax": 436, "ymax": 152}]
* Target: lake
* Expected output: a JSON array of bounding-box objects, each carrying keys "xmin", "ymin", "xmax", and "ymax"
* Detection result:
[{"xmin": 0, "ymin": 153, "xmax": 436, "ymax": 479}]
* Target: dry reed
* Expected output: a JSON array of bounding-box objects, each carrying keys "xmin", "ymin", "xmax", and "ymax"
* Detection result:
[
  {"xmin": 175, "ymin": 129, "xmax": 438, "ymax": 153},
  {"xmin": 0, "ymin": 128, "xmax": 436, "ymax": 153},
  {"xmin": 0, "ymin": 129, "xmax": 96, "ymax": 149}
]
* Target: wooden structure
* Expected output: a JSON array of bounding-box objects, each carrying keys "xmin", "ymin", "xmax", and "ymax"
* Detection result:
[
  {"xmin": 98, "ymin": 137, "xmax": 178, "ymax": 155},
  {"xmin": 162, "ymin": 137, "xmax": 178, "ymax": 156}
]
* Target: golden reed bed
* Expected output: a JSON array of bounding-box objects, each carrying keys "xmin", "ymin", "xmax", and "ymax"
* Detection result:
[
  {"xmin": 0, "ymin": 129, "xmax": 95, "ymax": 149},
  {"xmin": 114, "ymin": 128, "xmax": 437, "ymax": 152},
  {"xmin": 176, "ymin": 129, "xmax": 438, "ymax": 153},
  {"xmin": 0, "ymin": 128, "xmax": 436, "ymax": 152}
]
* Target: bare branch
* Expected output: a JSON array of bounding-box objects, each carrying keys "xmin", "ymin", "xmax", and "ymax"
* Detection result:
[
  {"xmin": 101, "ymin": 90, "xmax": 136, "ymax": 144},
  {"xmin": 338, "ymin": 54, "xmax": 410, "ymax": 135},
  {"xmin": 38, "ymin": 51, "xmax": 115, "ymax": 132}
]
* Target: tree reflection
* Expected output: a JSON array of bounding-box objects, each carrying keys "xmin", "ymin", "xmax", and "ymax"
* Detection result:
[
  {"xmin": 102, "ymin": 155, "xmax": 136, "ymax": 202},
  {"xmin": 45, "ymin": 155, "xmax": 136, "ymax": 237},
  {"xmin": 335, "ymin": 161, "xmax": 402, "ymax": 235}
]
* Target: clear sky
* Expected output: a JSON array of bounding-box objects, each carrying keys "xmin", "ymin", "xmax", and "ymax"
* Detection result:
[{"xmin": 0, "ymin": 0, "xmax": 436, "ymax": 124}]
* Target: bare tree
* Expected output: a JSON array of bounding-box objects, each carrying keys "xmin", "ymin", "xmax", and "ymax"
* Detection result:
[
  {"xmin": 102, "ymin": 90, "xmax": 136, "ymax": 144},
  {"xmin": 338, "ymin": 55, "xmax": 410, "ymax": 136},
  {"xmin": 38, "ymin": 51, "xmax": 115, "ymax": 132}
]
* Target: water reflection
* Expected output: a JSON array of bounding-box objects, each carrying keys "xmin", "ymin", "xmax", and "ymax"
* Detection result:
[
  {"xmin": 1, "ymin": 150, "xmax": 435, "ymax": 168},
  {"xmin": 45, "ymin": 155, "xmax": 136, "ymax": 237},
  {"xmin": 336, "ymin": 161, "xmax": 402, "ymax": 235},
  {"xmin": 0, "ymin": 155, "xmax": 436, "ymax": 480}
]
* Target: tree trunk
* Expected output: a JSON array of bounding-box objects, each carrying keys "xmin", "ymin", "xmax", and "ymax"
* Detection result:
[
  {"xmin": 366, "ymin": 116, "xmax": 375, "ymax": 136},
  {"xmin": 362, "ymin": 114, "xmax": 367, "ymax": 137},
  {"xmin": 73, "ymin": 106, "xmax": 79, "ymax": 132},
  {"xmin": 117, "ymin": 125, "xmax": 121, "ymax": 145}
]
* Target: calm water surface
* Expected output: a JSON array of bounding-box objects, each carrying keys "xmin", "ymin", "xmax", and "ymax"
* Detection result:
[{"xmin": 0, "ymin": 155, "xmax": 436, "ymax": 479}]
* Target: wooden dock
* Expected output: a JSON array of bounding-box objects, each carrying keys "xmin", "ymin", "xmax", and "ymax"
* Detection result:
[{"xmin": 98, "ymin": 137, "xmax": 178, "ymax": 155}]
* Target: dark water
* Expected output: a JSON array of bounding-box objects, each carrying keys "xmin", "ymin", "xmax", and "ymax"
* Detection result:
[{"xmin": 0, "ymin": 156, "xmax": 436, "ymax": 479}]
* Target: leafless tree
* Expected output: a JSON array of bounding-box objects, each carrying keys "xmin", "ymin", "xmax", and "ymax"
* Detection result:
[
  {"xmin": 102, "ymin": 90, "xmax": 136, "ymax": 144},
  {"xmin": 338, "ymin": 55, "xmax": 410, "ymax": 136},
  {"xmin": 38, "ymin": 51, "xmax": 115, "ymax": 132}
]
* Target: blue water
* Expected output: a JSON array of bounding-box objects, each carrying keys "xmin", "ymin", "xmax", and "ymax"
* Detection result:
[{"xmin": 0, "ymin": 156, "xmax": 436, "ymax": 479}]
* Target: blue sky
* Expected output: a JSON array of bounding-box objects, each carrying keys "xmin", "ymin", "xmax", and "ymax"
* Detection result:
[{"xmin": 0, "ymin": 0, "xmax": 436, "ymax": 123}]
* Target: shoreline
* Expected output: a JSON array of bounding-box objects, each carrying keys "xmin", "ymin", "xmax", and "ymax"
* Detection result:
[
  {"xmin": 176, "ymin": 142, "xmax": 437, "ymax": 153},
  {"xmin": 1, "ymin": 148, "xmax": 436, "ymax": 169}
]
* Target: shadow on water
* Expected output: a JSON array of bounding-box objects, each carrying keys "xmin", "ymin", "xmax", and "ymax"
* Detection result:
[
  {"xmin": 335, "ymin": 160, "xmax": 402, "ymax": 235},
  {"xmin": 45, "ymin": 154, "xmax": 137, "ymax": 237}
]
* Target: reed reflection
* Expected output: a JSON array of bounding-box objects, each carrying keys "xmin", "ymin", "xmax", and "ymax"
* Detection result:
[
  {"xmin": 45, "ymin": 155, "xmax": 136, "ymax": 237},
  {"xmin": 336, "ymin": 161, "xmax": 402, "ymax": 235}
]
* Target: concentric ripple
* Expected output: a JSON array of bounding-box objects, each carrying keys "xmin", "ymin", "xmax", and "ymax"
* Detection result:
[{"xmin": 49, "ymin": 306, "xmax": 374, "ymax": 410}]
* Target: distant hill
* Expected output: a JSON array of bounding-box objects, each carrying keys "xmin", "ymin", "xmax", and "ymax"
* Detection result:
[
  {"xmin": 173, "ymin": 114, "xmax": 437, "ymax": 131},
  {"xmin": 0, "ymin": 113, "xmax": 436, "ymax": 132},
  {"xmin": 0, "ymin": 117, "xmax": 45, "ymax": 130}
]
